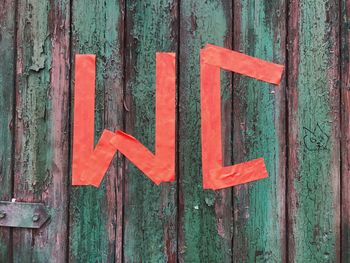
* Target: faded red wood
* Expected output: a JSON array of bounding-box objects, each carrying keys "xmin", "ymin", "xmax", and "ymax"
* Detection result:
[
  {"xmin": 103, "ymin": 2, "xmax": 125, "ymax": 261},
  {"xmin": 341, "ymin": 0, "xmax": 350, "ymax": 261},
  {"xmin": 287, "ymin": 0, "xmax": 300, "ymax": 258},
  {"xmin": 0, "ymin": 0, "xmax": 16, "ymax": 260},
  {"xmin": 12, "ymin": 0, "xmax": 70, "ymax": 262}
]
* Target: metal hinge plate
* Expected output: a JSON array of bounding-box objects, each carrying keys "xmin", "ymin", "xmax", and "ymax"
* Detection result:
[{"xmin": 0, "ymin": 201, "xmax": 50, "ymax": 229}]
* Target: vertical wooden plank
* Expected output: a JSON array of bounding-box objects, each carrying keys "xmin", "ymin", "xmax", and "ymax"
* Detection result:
[
  {"xmin": 0, "ymin": 0, "xmax": 16, "ymax": 260},
  {"xmin": 69, "ymin": 0, "xmax": 124, "ymax": 262},
  {"xmin": 288, "ymin": 0, "xmax": 340, "ymax": 261},
  {"xmin": 232, "ymin": 0, "xmax": 286, "ymax": 262},
  {"xmin": 12, "ymin": 0, "xmax": 70, "ymax": 262},
  {"xmin": 341, "ymin": 0, "xmax": 350, "ymax": 261},
  {"xmin": 123, "ymin": 1, "xmax": 178, "ymax": 262},
  {"xmin": 178, "ymin": 1, "xmax": 232, "ymax": 262}
]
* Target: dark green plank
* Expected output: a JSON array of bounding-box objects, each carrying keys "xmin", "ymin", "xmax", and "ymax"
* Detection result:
[
  {"xmin": 69, "ymin": 0, "xmax": 124, "ymax": 262},
  {"xmin": 232, "ymin": 0, "xmax": 286, "ymax": 262},
  {"xmin": 288, "ymin": 0, "xmax": 340, "ymax": 261},
  {"xmin": 12, "ymin": 0, "xmax": 70, "ymax": 262},
  {"xmin": 0, "ymin": 0, "xmax": 16, "ymax": 261},
  {"xmin": 341, "ymin": 0, "xmax": 350, "ymax": 261},
  {"xmin": 178, "ymin": 1, "xmax": 233, "ymax": 262},
  {"xmin": 123, "ymin": 1, "xmax": 178, "ymax": 262}
]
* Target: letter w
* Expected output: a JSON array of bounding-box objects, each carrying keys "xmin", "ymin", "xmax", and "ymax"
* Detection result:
[{"xmin": 72, "ymin": 53, "xmax": 176, "ymax": 187}]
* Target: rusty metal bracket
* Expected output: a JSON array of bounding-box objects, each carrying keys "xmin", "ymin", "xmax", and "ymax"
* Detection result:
[{"xmin": 0, "ymin": 201, "xmax": 50, "ymax": 229}]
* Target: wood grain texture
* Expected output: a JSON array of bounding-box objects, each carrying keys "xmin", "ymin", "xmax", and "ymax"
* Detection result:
[
  {"xmin": 178, "ymin": 1, "xmax": 233, "ymax": 262},
  {"xmin": 2, "ymin": 0, "xmax": 350, "ymax": 261},
  {"xmin": 69, "ymin": 0, "xmax": 124, "ymax": 262},
  {"xmin": 0, "ymin": 0, "xmax": 16, "ymax": 261},
  {"xmin": 287, "ymin": 0, "xmax": 341, "ymax": 261},
  {"xmin": 341, "ymin": 0, "xmax": 350, "ymax": 261},
  {"xmin": 232, "ymin": 0, "xmax": 287, "ymax": 262},
  {"xmin": 123, "ymin": 1, "xmax": 178, "ymax": 262},
  {"xmin": 12, "ymin": 0, "xmax": 70, "ymax": 262}
]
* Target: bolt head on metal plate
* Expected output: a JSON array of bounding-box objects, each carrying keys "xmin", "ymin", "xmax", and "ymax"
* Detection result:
[{"xmin": 0, "ymin": 201, "xmax": 50, "ymax": 229}]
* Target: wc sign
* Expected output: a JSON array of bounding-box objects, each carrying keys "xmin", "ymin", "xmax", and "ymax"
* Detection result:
[{"xmin": 72, "ymin": 44, "xmax": 284, "ymax": 190}]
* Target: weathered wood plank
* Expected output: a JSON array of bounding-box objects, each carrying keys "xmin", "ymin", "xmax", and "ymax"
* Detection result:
[
  {"xmin": 123, "ymin": 1, "xmax": 178, "ymax": 262},
  {"xmin": 0, "ymin": 0, "xmax": 16, "ymax": 260},
  {"xmin": 12, "ymin": 0, "xmax": 70, "ymax": 262},
  {"xmin": 178, "ymin": 1, "xmax": 232, "ymax": 262},
  {"xmin": 232, "ymin": 0, "xmax": 287, "ymax": 262},
  {"xmin": 287, "ymin": 0, "xmax": 340, "ymax": 261},
  {"xmin": 69, "ymin": 0, "xmax": 124, "ymax": 262},
  {"xmin": 341, "ymin": 0, "xmax": 350, "ymax": 261}
]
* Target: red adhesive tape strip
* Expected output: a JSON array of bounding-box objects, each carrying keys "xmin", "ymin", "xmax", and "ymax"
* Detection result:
[
  {"xmin": 73, "ymin": 46, "xmax": 283, "ymax": 190},
  {"xmin": 200, "ymin": 44, "xmax": 284, "ymax": 190},
  {"xmin": 72, "ymin": 53, "xmax": 176, "ymax": 187},
  {"xmin": 110, "ymin": 53, "xmax": 176, "ymax": 185},
  {"xmin": 202, "ymin": 44, "xmax": 284, "ymax": 85},
  {"xmin": 72, "ymin": 55, "xmax": 118, "ymax": 186}
]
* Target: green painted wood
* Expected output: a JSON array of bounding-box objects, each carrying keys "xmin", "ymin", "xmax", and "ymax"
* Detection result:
[
  {"xmin": 69, "ymin": 0, "xmax": 124, "ymax": 262},
  {"xmin": 1, "ymin": 1, "xmax": 349, "ymax": 261},
  {"xmin": 341, "ymin": 0, "xmax": 350, "ymax": 261},
  {"xmin": 288, "ymin": 0, "xmax": 341, "ymax": 261},
  {"xmin": 178, "ymin": 1, "xmax": 232, "ymax": 262},
  {"xmin": 0, "ymin": 0, "xmax": 16, "ymax": 260},
  {"xmin": 12, "ymin": 0, "xmax": 70, "ymax": 262},
  {"xmin": 123, "ymin": 1, "xmax": 178, "ymax": 262},
  {"xmin": 232, "ymin": 0, "xmax": 287, "ymax": 262}
]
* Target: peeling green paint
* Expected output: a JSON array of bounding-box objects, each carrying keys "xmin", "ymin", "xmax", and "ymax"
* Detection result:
[
  {"xmin": 291, "ymin": 0, "xmax": 340, "ymax": 261},
  {"xmin": 178, "ymin": 1, "xmax": 232, "ymax": 262},
  {"xmin": 123, "ymin": 1, "xmax": 177, "ymax": 262},
  {"xmin": 0, "ymin": 0, "xmax": 347, "ymax": 262},
  {"xmin": 69, "ymin": 0, "xmax": 123, "ymax": 262},
  {"xmin": 12, "ymin": 0, "xmax": 71, "ymax": 262},
  {"xmin": 0, "ymin": 0, "xmax": 15, "ymax": 260},
  {"xmin": 232, "ymin": 0, "xmax": 286, "ymax": 262}
]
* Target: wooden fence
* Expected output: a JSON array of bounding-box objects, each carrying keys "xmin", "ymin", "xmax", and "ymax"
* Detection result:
[{"xmin": 0, "ymin": 0, "xmax": 349, "ymax": 262}]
